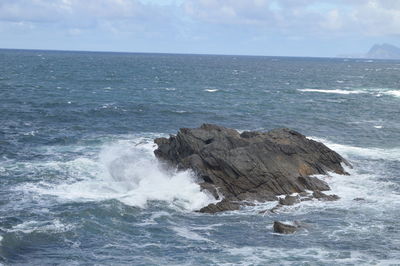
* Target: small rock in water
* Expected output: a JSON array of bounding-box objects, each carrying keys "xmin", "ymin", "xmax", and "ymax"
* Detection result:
[
  {"xmin": 312, "ymin": 191, "xmax": 340, "ymax": 201},
  {"xmin": 198, "ymin": 199, "xmax": 240, "ymax": 213},
  {"xmin": 279, "ymin": 195, "xmax": 301, "ymax": 206},
  {"xmin": 353, "ymin": 197, "xmax": 365, "ymax": 201},
  {"xmin": 273, "ymin": 221, "xmax": 298, "ymax": 234}
]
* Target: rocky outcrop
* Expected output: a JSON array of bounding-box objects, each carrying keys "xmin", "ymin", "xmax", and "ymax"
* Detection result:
[
  {"xmin": 154, "ymin": 124, "xmax": 350, "ymax": 213},
  {"xmin": 273, "ymin": 221, "xmax": 299, "ymax": 234},
  {"xmin": 279, "ymin": 195, "xmax": 301, "ymax": 206},
  {"xmin": 312, "ymin": 191, "xmax": 340, "ymax": 201}
]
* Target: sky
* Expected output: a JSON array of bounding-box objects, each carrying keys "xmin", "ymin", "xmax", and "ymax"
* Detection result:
[{"xmin": 1, "ymin": 0, "xmax": 400, "ymax": 57}]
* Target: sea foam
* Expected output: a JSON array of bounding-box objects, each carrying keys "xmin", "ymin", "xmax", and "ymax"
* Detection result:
[
  {"xmin": 310, "ymin": 137, "xmax": 400, "ymax": 162},
  {"xmin": 298, "ymin": 89, "xmax": 364, "ymax": 94},
  {"xmin": 384, "ymin": 90, "xmax": 400, "ymax": 98},
  {"xmin": 23, "ymin": 138, "xmax": 216, "ymax": 211}
]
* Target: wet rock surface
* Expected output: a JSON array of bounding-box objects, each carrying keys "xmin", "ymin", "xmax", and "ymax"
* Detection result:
[
  {"xmin": 312, "ymin": 191, "xmax": 340, "ymax": 201},
  {"xmin": 279, "ymin": 195, "xmax": 301, "ymax": 206},
  {"xmin": 154, "ymin": 124, "xmax": 350, "ymax": 213},
  {"xmin": 273, "ymin": 221, "xmax": 299, "ymax": 234}
]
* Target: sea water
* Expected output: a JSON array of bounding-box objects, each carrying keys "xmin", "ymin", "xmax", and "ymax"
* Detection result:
[{"xmin": 0, "ymin": 50, "xmax": 399, "ymax": 265}]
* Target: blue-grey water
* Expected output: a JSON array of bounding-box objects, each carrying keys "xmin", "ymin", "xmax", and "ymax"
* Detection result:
[{"xmin": 1, "ymin": 49, "xmax": 400, "ymax": 265}]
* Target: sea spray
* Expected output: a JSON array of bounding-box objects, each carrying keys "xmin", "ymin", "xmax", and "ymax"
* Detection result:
[{"xmin": 24, "ymin": 138, "xmax": 216, "ymax": 211}]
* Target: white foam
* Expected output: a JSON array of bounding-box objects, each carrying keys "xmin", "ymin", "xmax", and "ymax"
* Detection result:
[
  {"xmin": 23, "ymin": 138, "xmax": 216, "ymax": 211},
  {"xmin": 310, "ymin": 137, "xmax": 400, "ymax": 161},
  {"xmin": 171, "ymin": 226, "xmax": 210, "ymax": 242},
  {"xmin": 226, "ymin": 247, "xmax": 378, "ymax": 265},
  {"xmin": 205, "ymin": 89, "xmax": 219, "ymax": 92},
  {"xmin": 298, "ymin": 87, "xmax": 400, "ymax": 98},
  {"xmin": 279, "ymin": 137, "xmax": 400, "ymax": 220},
  {"xmin": 298, "ymin": 89, "xmax": 364, "ymax": 95},
  {"xmin": 7, "ymin": 219, "xmax": 73, "ymax": 234},
  {"xmin": 384, "ymin": 90, "xmax": 400, "ymax": 98}
]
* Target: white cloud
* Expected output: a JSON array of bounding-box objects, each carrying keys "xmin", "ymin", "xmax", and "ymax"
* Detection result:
[
  {"xmin": 0, "ymin": 0, "xmax": 400, "ymax": 55},
  {"xmin": 1, "ymin": 0, "xmax": 400, "ymax": 37},
  {"xmin": 182, "ymin": 0, "xmax": 400, "ymax": 37}
]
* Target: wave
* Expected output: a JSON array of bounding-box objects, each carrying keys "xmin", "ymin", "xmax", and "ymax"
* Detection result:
[
  {"xmin": 170, "ymin": 226, "xmax": 210, "ymax": 242},
  {"xmin": 298, "ymin": 88, "xmax": 400, "ymax": 98},
  {"xmin": 225, "ymin": 246, "xmax": 393, "ymax": 265},
  {"xmin": 384, "ymin": 90, "xmax": 400, "ymax": 98},
  {"xmin": 310, "ymin": 137, "xmax": 400, "ymax": 161},
  {"xmin": 20, "ymin": 138, "xmax": 216, "ymax": 211},
  {"xmin": 285, "ymin": 137, "xmax": 400, "ymax": 215},
  {"xmin": 298, "ymin": 89, "xmax": 364, "ymax": 95}
]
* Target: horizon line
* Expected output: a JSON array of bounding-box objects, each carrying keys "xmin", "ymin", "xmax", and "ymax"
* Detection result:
[{"xmin": 0, "ymin": 47, "xmax": 352, "ymax": 60}]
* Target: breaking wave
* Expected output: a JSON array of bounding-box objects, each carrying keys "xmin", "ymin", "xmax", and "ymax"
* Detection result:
[
  {"xmin": 384, "ymin": 90, "xmax": 400, "ymax": 98},
  {"xmin": 310, "ymin": 137, "xmax": 400, "ymax": 162},
  {"xmin": 20, "ymin": 138, "xmax": 216, "ymax": 211},
  {"xmin": 298, "ymin": 88, "xmax": 400, "ymax": 98},
  {"xmin": 298, "ymin": 89, "xmax": 364, "ymax": 94}
]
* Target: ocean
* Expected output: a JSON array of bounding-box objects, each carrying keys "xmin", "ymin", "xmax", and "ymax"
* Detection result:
[{"xmin": 0, "ymin": 49, "xmax": 399, "ymax": 265}]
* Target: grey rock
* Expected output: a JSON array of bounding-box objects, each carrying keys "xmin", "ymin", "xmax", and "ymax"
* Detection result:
[
  {"xmin": 273, "ymin": 221, "xmax": 298, "ymax": 234},
  {"xmin": 312, "ymin": 191, "xmax": 340, "ymax": 201},
  {"xmin": 198, "ymin": 199, "xmax": 240, "ymax": 213},
  {"xmin": 154, "ymin": 124, "xmax": 350, "ymax": 212},
  {"xmin": 279, "ymin": 195, "xmax": 301, "ymax": 206}
]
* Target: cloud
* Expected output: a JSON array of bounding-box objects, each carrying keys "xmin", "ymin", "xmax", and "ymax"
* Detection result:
[
  {"xmin": 182, "ymin": 0, "xmax": 400, "ymax": 37},
  {"xmin": 350, "ymin": 0, "xmax": 400, "ymax": 36},
  {"xmin": 2, "ymin": 0, "xmax": 400, "ymax": 37},
  {"xmin": 0, "ymin": 0, "xmax": 399, "ymax": 55}
]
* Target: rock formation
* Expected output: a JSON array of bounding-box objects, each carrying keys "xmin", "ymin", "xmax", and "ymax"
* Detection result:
[
  {"xmin": 273, "ymin": 221, "xmax": 298, "ymax": 234},
  {"xmin": 154, "ymin": 124, "xmax": 350, "ymax": 213}
]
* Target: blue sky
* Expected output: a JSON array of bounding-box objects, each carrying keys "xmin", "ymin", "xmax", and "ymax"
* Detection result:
[{"xmin": 1, "ymin": 0, "xmax": 399, "ymax": 57}]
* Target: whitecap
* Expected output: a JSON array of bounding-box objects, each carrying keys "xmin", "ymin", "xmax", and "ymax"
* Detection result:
[
  {"xmin": 7, "ymin": 219, "xmax": 73, "ymax": 234},
  {"xmin": 165, "ymin": 87, "xmax": 176, "ymax": 91},
  {"xmin": 298, "ymin": 89, "xmax": 364, "ymax": 95},
  {"xmin": 170, "ymin": 226, "xmax": 210, "ymax": 242},
  {"xmin": 22, "ymin": 131, "xmax": 37, "ymax": 136},
  {"xmin": 384, "ymin": 90, "xmax": 400, "ymax": 98},
  {"xmin": 205, "ymin": 89, "xmax": 219, "ymax": 92}
]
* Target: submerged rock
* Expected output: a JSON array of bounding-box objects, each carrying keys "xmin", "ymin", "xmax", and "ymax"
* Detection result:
[
  {"xmin": 353, "ymin": 197, "xmax": 365, "ymax": 201},
  {"xmin": 273, "ymin": 221, "xmax": 298, "ymax": 234},
  {"xmin": 154, "ymin": 124, "xmax": 350, "ymax": 213}
]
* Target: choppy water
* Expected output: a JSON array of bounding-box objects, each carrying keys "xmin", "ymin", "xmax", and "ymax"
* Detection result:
[{"xmin": 1, "ymin": 49, "xmax": 400, "ymax": 265}]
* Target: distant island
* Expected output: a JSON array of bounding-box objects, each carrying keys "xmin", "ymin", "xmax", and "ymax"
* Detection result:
[
  {"xmin": 366, "ymin": 43, "xmax": 400, "ymax": 59},
  {"xmin": 338, "ymin": 43, "xmax": 400, "ymax": 59}
]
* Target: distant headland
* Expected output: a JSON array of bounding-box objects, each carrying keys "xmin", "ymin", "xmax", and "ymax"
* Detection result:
[{"xmin": 338, "ymin": 43, "xmax": 400, "ymax": 59}]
